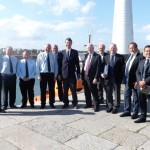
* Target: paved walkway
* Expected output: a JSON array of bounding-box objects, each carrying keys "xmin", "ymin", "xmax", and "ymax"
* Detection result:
[{"xmin": 0, "ymin": 90, "xmax": 150, "ymax": 150}]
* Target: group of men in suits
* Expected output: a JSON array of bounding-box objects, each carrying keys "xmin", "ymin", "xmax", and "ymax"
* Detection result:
[
  {"xmin": 82, "ymin": 42, "xmax": 150, "ymax": 123},
  {"xmin": 1, "ymin": 39, "xmax": 150, "ymax": 124}
]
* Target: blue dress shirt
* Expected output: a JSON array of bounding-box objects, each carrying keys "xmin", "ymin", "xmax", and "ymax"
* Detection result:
[
  {"xmin": 1, "ymin": 55, "xmax": 17, "ymax": 74},
  {"xmin": 17, "ymin": 58, "xmax": 36, "ymax": 79},
  {"xmin": 36, "ymin": 52, "xmax": 58, "ymax": 77}
]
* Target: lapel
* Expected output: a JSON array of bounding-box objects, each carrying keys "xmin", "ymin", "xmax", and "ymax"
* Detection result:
[
  {"xmin": 114, "ymin": 54, "xmax": 118, "ymax": 66},
  {"xmin": 90, "ymin": 52, "xmax": 95, "ymax": 67},
  {"xmin": 142, "ymin": 59, "xmax": 146, "ymax": 75}
]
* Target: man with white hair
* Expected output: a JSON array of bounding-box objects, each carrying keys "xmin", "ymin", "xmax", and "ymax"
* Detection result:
[
  {"xmin": 81, "ymin": 43, "xmax": 101, "ymax": 112},
  {"xmin": 97, "ymin": 43, "xmax": 108, "ymax": 105},
  {"xmin": 102, "ymin": 43, "xmax": 125, "ymax": 114}
]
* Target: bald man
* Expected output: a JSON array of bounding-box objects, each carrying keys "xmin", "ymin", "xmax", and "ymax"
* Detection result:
[
  {"xmin": 97, "ymin": 43, "xmax": 108, "ymax": 105},
  {"xmin": 81, "ymin": 43, "xmax": 101, "ymax": 112}
]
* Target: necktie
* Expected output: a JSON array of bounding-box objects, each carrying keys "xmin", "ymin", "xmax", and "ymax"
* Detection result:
[
  {"xmin": 110, "ymin": 55, "xmax": 114, "ymax": 67},
  {"xmin": 85, "ymin": 55, "xmax": 91, "ymax": 75},
  {"xmin": 67, "ymin": 51, "xmax": 70, "ymax": 59},
  {"xmin": 9, "ymin": 57, "xmax": 13, "ymax": 73},
  {"xmin": 47, "ymin": 53, "xmax": 51, "ymax": 72},
  {"xmin": 125, "ymin": 55, "xmax": 133, "ymax": 76},
  {"xmin": 25, "ymin": 60, "xmax": 29, "ymax": 78},
  {"xmin": 143, "ymin": 59, "xmax": 149, "ymax": 80}
]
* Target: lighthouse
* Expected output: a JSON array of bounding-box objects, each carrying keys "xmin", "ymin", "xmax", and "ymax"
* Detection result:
[{"xmin": 112, "ymin": 0, "xmax": 133, "ymax": 54}]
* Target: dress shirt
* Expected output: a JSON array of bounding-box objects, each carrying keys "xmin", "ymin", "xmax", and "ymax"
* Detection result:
[
  {"xmin": 1, "ymin": 55, "xmax": 17, "ymax": 74},
  {"xmin": 84, "ymin": 52, "xmax": 93, "ymax": 71},
  {"xmin": 17, "ymin": 58, "xmax": 36, "ymax": 79},
  {"xmin": 126, "ymin": 51, "xmax": 138, "ymax": 73},
  {"xmin": 36, "ymin": 51, "xmax": 58, "ymax": 77}
]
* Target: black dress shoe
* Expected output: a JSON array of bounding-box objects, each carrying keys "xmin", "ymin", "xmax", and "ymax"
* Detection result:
[
  {"xmin": 131, "ymin": 114, "xmax": 138, "ymax": 119},
  {"xmin": 62, "ymin": 104, "xmax": 69, "ymax": 109},
  {"xmin": 94, "ymin": 107, "xmax": 100, "ymax": 112},
  {"xmin": 73, "ymin": 105, "xmax": 78, "ymax": 109},
  {"xmin": 134, "ymin": 117, "xmax": 146, "ymax": 123},
  {"xmin": 21, "ymin": 105, "xmax": 26, "ymax": 108},
  {"xmin": 40, "ymin": 105, "xmax": 45, "ymax": 109},
  {"xmin": 106, "ymin": 107, "xmax": 113, "ymax": 113},
  {"xmin": 50, "ymin": 104, "xmax": 56, "ymax": 109},
  {"xmin": 3, "ymin": 107, "xmax": 7, "ymax": 110},
  {"xmin": 0, "ymin": 109, "xmax": 6, "ymax": 113},
  {"xmin": 31, "ymin": 105, "xmax": 35, "ymax": 108},
  {"xmin": 84, "ymin": 105, "xmax": 92, "ymax": 109},
  {"xmin": 112, "ymin": 108, "xmax": 118, "ymax": 114},
  {"xmin": 120, "ymin": 112, "xmax": 131, "ymax": 117},
  {"xmin": 10, "ymin": 105, "xmax": 18, "ymax": 109}
]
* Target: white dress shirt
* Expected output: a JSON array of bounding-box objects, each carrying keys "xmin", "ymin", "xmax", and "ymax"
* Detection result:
[{"xmin": 36, "ymin": 51, "xmax": 58, "ymax": 77}]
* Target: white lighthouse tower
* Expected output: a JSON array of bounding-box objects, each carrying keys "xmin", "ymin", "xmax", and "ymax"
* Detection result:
[{"xmin": 112, "ymin": 0, "xmax": 133, "ymax": 54}]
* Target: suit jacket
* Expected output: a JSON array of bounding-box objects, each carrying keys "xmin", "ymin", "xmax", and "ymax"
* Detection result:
[
  {"xmin": 59, "ymin": 49, "xmax": 80, "ymax": 79},
  {"xmin": 81, "ymin": 52, "xmax": 101, "ymax": 80},
  {"xmin": 127, "ymin": 52, "xmax": 144, "ymax": 88},
  {"xmin": 103, "ymin": 53, "xmax": 125, "ymax": 84},
  {"xmin": 136, "ymin": 59, "xmax": 150, "ymax": 86},
  {"xmin": 99, "ymin": 52, "xmax": 108, "ymax": 75}
]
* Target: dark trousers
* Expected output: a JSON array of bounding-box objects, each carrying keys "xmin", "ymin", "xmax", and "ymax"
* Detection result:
[
  {"xmin": 0, "ymin": 74, "xmax": 2, "ymax": 108},
  {"xmin": 2, "ymin": 74, "xmax": 16, "ymax": 107},
  {"xmin": 105, "ymin": 79, "xmax": 121, "ymax": 109},
  {"xmin": 54, "ymin": 77, "xmax": 63, "ymax": 101},
  {"xmin": 19, "ymin": 78, "xmax": 35, "ymax": 106},
  {"xmin": 83, "ymin": 75, "xmax": 99, "ymax": 107},
  {"xmin": 97, "ymin": 78, "xmax": 106, "ymax": 101},
  {"xmin": 138, "ymin": 91, "xmax": 148, "ymax": 119},
  {"xmin": 124, "ymin": 81, "xmax": 139, "ymax": 114},
  {"xmin": 40, "ymin": 73, "xmax": 55, "ymax": 106},
  {"xmin": 63, "ymin": 77, "xmax": 77, "ymax": 105}
]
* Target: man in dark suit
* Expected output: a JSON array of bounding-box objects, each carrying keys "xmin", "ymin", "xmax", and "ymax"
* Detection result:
[
  {"xmin": 52, "ymin": 44, "xmax": 63, "ymax": 102},
  {"xmin": 58, "ymin": 38, "xmax": 80, "ymax": 109},
  {"xmin": 134, "ymin": 45, "xmax": 150, "ymax": 123},
  {"xmin": 97, "ymin": 43, "xmax": 108, "ymax": 105},
  {"xmin": 81, "ymin": 43, "xmax": 100, "ymax": 112},
  {"xmin": 120, "ymin": 42, "xmax": 144, "ymax": 119},
  {"xmin": 102, "ymin": 43, "xmax": 125, "ymax": 114}
]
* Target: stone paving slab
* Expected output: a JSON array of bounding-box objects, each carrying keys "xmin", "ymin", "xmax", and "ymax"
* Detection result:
[
  {"xmin": 114, "ymin": 146, "xmax": 132, "ymax": 150},
  {"xmin": 95, "ymin": 114, "xmax": 148, "ymax": 132},
  {"xmin": 0, "ymin": 138, "xmax": 20, "ymax": 150},
  {"xmin": 65, "ymin": 133, "xmax": 118, "ymax": 150},
  {"xmin": 139, "ymin": 125, "xmax": 150, "ymax": 138},
  {"xmin": 0, "ymin": 115, "xmax": 19, "ymax": 129},
  {"xmin": 67, "ymin": 119, "xmax": 114, "ymax": 136},
  {"xmin": 99, "ymin": 127, "xmax": 149, "ymax": 149},
  {"xmin": 21, "ymin": 118, "xmax": 84, "ymax": 143},
  {"xmin": 137, "ymin": 141, "xmax": 150, "ymax": 150},
  {"xmin": 0, "ymin": 125, "xmax": 73, "ymax": 150}
]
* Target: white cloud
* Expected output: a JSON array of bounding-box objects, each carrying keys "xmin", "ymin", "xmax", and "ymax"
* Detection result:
[
  {"xmin": 22, "ymin": 0, "xmax": 46, "ymax": 5},
  {"xmin": 81, "ymin": 1, "xmax": 95, "ymax": 14},
  {"xmin": 0, "ymin": 4, "xmax": 6, "ymax": 11},
  {"xmin": 0, "ymin": 15, "xmax": 88, "ymax": 48},
  {"xmin": 49, "ymin": 0, "xmax": 80, "ymax": 15}
]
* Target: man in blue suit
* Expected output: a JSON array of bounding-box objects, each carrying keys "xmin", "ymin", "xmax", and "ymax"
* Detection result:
[
  {"xmin": 58, "ymin": 38, "xmax": 80, "ymax": 109},
  {"xmin": 134, "ymin": 45, "xmax": 150, "ymax": 123}
]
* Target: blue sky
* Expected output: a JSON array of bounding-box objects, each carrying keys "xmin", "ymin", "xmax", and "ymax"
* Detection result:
[{"xmin": 0, "ymin": 0, "xmax": 150, "ymax": 50}]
